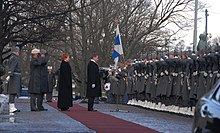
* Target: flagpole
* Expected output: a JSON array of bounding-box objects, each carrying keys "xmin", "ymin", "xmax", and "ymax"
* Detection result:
[
  {"xmin": 110, "ymin": 19, "xmax": 129, "ymax": 113},
  {"xmin": 121, "ymin": 54, "xmax": 125, "ymax": 67}
]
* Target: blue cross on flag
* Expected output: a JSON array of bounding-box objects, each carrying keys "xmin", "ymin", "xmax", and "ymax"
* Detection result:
[{"xmin": 112, "ymin": 25, "xmax": 123, "ymax": 68}]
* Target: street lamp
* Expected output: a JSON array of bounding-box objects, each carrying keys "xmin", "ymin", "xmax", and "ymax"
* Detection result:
[{"xmin": 193, "ymin": 0, "xmax": 198, "ymax": 53}]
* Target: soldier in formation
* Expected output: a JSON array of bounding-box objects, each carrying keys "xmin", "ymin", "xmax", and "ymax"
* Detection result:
[{"xmin": 108, "ymin": 49, "xmax": 220, "ymax": 109}]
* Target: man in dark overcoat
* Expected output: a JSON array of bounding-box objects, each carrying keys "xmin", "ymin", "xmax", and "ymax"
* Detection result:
[
  {"xmin": 28, "ymin": 49, "xmax": 45, "ymax": 111},
  {"xmin": 7, "ymin": 46, "xmax": 21, "ymax": 113},
  {"xmin": 86, "ymin": 53, "xmax": 101, "ymax": 111},
  {"xmin": 39, "ymin": 49, "xmax": 49, "ymax": 110}
]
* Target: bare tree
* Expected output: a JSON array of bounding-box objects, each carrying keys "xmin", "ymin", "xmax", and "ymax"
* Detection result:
[
  {"xmin": 0, "ymin": 0, "xmax": 206, "ymax": 96},
  {"xmin": 212, "ymin": 36, "xmax": 220, "ymax": 45},
  {"xmin": 0, "ymin": 0, "xmax": 77, "ymax": 60}
]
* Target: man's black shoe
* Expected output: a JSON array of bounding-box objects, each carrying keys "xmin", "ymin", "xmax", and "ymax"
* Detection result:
[
  {"xmin": 39, "ymin": 108, "xmax": 48, "ymax": 111},
  {"xmin": 88, "ymin": 109, "xmax": 97, "ymax": 112},
  {"xmin": 61, "ymin": 108, "xmax": 69, "ymax": 111},
  {"xmin": 31, "ymin": 109, "xmax": 40, "ymax": 111},
  {"xmin": 12, "ymin": 109, "xmax": 20, "ymax": 113}
]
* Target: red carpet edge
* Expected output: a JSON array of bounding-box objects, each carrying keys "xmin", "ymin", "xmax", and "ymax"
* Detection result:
[{"xmin": 47, "ymin": 102, "xmax": 160, "ymax": 133}]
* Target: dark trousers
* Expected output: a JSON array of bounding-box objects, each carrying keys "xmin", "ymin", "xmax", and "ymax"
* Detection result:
[
  {"xmin": 46, "ymin": 92, "xmax": 52, "ymax": 102},
  {"xmin": 30, "ymin": 93, "xmax": 44, "ymax": 110},
  {"xmin": 9, "ymin": 94, "xmax": 16, "ymax": 103},
  {"xmin": 38, "ymin": 93, "xmax": 45, "ymax": 109},
  {"xmin": 88, "ymin": 97, "xmax": 95, "ymax": 110}
]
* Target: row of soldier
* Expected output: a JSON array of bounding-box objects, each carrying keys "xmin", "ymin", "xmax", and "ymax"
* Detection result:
[{"xmin": 108, "ymin": 51, "xmax": 220, "ymax": 108}]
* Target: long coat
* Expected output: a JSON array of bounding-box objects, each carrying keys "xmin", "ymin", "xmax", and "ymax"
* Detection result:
[
  {"xmin": 28, "ymin": 55, "xmax": 42, "ymax": 94},
  {"xmin": 86, "ymin": 60, "xmax": 101, "ymax": 98},
  {"xmin": 57, "ymin": 61, "xmax": 73, "ymax": 109},
  {"xmin": 126, "ymin": 65, "xmax": 134, "ymax": 95},
  {"xmin": 48, "ymin": 72, "xmax": 55, "ymax": 93},
  {"xmin": 7, "ymin": 53, "xmax": 21, "ymax": 94},
  {"xmin": 197, "ymin": 56, "xmax": 207, "ymax": 99},
  {"xmin": 40, "ymin": 54, "xmax": 49, "ymax": 93}
]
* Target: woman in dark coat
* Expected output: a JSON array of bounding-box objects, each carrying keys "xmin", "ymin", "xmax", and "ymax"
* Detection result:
[
  {"xmin": 57, "ymin": 53, "xmax": 73, "ymax": 111},
  {"xmin": 86, "ymin": 53, "xmax": 101, "ymax": 111}
]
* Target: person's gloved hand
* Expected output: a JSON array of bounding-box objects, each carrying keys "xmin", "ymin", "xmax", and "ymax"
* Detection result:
[
  {"xmin": 165, "ymin": 70, "xmax": 169, "ymax": 75},
  {"xmin": 92, "ymin": 84, "xmax": 95, "ymax": 88},
  {"xmin": 204, "ymin": 72, "xmax": 208, "ymax": 77},
  {"xmin": 6, "ymin": 76, "xmax": 10, "ymax": 81}
]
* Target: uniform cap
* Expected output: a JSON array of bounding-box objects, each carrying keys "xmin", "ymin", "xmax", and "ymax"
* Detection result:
[{"xmin": 31, "ymin": 48, "xmax": 40, "ymax": 54}]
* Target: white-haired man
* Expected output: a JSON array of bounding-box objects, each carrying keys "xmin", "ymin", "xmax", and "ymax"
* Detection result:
[{"xmin": 46, "ymin": 66, "xmax": 55, "ymax": 102}]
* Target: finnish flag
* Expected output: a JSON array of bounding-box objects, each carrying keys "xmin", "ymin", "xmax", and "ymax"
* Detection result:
[{"xmin": 112, "ymin": 25, "xmax": 123, "ymax": 68}]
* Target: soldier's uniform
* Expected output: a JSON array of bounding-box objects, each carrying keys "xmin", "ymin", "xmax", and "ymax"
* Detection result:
[
  {"xmin": 155, "ymin": 60, "xmax": 163, "ymax": 98},
  {"xmin": 211, "ymin": 52, "xmax": 220, "ymax": 86},
  {"xmin": 179, "ymin": 57, "xmax": 190, "ymax": 106},
  {"xmin": 172, "ymin": 57, "xmax": 181, "ymax": 98},
  {"xmin": 188, "ymin": 54, "xmax": 198, "ymax": 99},
  {"xmin": 197, "ymin": 55, "xmax": 207, "ymax": 100},
  {"xmin": 155, "ymin": 59, "xmax": 167, "ymax": 104},
  {"xmin": 165, "ymin": 56, "xmax": 175, "ymax": 100},
  {"xmin": 108, "ymin": 72, "xmax": 118, "ymax": 103},
  {"xmin": 145, "ymin": 60, "xmax": 152, "ymax": 100},
  {"xmin": 204, "ymin": 54, "xmax": 213, "ymax": 92},
  {"xmin": 7, "ymin": 47, "xmax": 21, "ymax": 113},
  {"xmin": 148, "ymin": 60, "xmax": 157, "ymax": 101},
  {"xmin": 132, "ymin": 63, "xmax": 139, "ymax": 97},
  {"xmin": 137, "ymin": 62, "xmax": 146, "ymax": 100},
  {"xmin": 126, "ymin": 64, "xmax": 135, "ymax": 99}
]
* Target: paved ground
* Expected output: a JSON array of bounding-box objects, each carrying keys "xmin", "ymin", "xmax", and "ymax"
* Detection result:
[
  {"xmin": 0, "ymin": 99, "xmax": 95, "ymax": 133},
  {"xmin": 0, "ymin": 98, "xmax": 193, "ymax": 133},
  {"xmin": 79, "ymin": 102, "xmax": 193, "ymax": 133}
]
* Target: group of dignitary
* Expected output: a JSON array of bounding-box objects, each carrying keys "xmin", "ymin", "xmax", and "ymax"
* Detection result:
[
  {"xmin": 28, "ymin": 48, "xmax": 51, "ymax": 111},
  {"xmin": 108, "ymin": 50, "xmax": 220, "ymax": 108},
  {"xmin": 6, "ymin": 47, "xmax": 100, "ymax": 113},
  {"xmin": 7, "ymin": 47, "xmax": 54, "ymax": 112}
]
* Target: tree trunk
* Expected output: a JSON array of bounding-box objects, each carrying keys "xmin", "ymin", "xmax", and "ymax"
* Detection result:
[
  {"xmin": 69, "ymin": 12, "xmax": 83, "ymax": 96},
  {"xmin": 79, "ymin": 0, "xmax": 88, "ymax": 97},
  {"xmin": 0, "ymin": 0, "xmax": 4, "ymax": 63}
]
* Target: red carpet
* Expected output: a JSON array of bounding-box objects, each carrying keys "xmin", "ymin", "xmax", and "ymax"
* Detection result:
[{"xmin": 48, "ymin": 102, "xmax": 159, "ymax": 133}]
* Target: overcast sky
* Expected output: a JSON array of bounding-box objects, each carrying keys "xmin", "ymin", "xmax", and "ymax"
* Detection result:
[
  {"xmin": 184, "ymin": 0, "xmax": 220, "ymax": 46},
  {"xmin": 200, "ymin": 0, "xmax": 220, "ymax": 37},
  {"xmin": 208, "ymin": 0, "xmax": 220, "ymax": 36}
]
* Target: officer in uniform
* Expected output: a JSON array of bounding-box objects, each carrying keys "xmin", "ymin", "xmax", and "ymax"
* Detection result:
[
  {"xmin": 211, "ymin": 50, "xmax": 220, "ymax": 86},
  {"xmin": 172, "ymin": 54, "xmax": 181, "ymax": 102},
  {"xmin": 137, "ymin": 61, "xmax": 146, "ymax": 100},
  {"xmin": 196, "ymin": 52, "xmax": 207, "ymax": 100},
  {"xmin": 7, "ymin": 46, "xmax": 21, "ymax": 113},
  {"xmin": 148, "ymin": 56, "xmax": 158, "ymax": 101},
  {"xmin": 126, "ymin": 61, "xmax": 135, "ymax": 100},
  {"xmin": 188, "ymin": 52, "xmax": 198, "ymax": 106}
]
